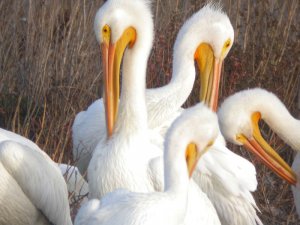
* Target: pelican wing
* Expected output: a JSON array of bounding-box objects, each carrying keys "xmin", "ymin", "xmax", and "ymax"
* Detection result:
[
  {"xmin": 195, "ymin": 143, "xmax": 262, "ymax": 225},
  {"xmin": 0, "ymin": 141, "xmax": 71, "ymax": 225},
  {"xmin": 72, "ymin": 99, "xmax": 106, "ymax": 174}
]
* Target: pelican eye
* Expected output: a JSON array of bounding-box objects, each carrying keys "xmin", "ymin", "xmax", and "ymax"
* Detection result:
[
  {"xmin": 221, "ymin": 38, "xmax": 231, "ymax": 58},
  {"xmin": 102, "ymin": 25, "xmax": 111, "ymax": 43},
  {"xmin": 102, "ymin": 25, "xmax": 110, "ymax": 34},
  {"xmin": 207, "ymin": 140, "xmax": 214, "ymax": 147},
  {"xmin": 236, "ymin": 134, "xmax": 247, "ymax": 144},
  {"xmin": 224, "ymin": 39, "xmax": 231, "ymax": 48}
]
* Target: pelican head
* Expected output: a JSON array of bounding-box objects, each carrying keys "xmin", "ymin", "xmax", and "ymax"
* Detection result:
[
  {"xmin": 165, "ymin": 103, "xmax": 218, "ymax": 177},
  {"xmin": 174, "ymin": 3, "xmax": 234, "ymax": 111},
  {"xmin": 94, "ymin": 0, "xmax": 153, "ymax": 137},
  {"xmin": 218, "ymin": 88, "xmax": 297, "ymax": 185}
]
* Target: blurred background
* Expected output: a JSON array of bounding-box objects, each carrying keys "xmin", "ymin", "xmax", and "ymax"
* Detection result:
[{"xmin": 0, "ymin": 0, "xmax": 299, "ymax": 224}]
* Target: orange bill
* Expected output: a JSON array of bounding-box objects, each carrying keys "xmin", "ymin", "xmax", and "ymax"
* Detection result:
[
  {"xmin": 102, "ymin": 41, "xmax": 116, "ymax": 138},
  {"xmin": 236, "ymin": 112, "xmax": 297, "ymax": 185},
  {"xmin": 101, "ymin": 25, "xmax": 136, "ymax": 138},
  {"xmin": 194, "ymin": 43, "xmax": 223, "ymax": 112},
  {"xmin": 185, "ymin": 142, "xmax": 212, "ymax": 178}
]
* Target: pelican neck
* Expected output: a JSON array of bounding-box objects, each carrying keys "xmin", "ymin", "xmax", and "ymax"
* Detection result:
[
  {"xmin": 260, "ymin": 102, "xmax": 300, "ymax": 151},
  {"xmin": 114, "ymin": 44, "xmax": 150, "ymax": 134},
  {"xmin": 146, "ymin": 47, "xmax": 196, "ymax": 128}
]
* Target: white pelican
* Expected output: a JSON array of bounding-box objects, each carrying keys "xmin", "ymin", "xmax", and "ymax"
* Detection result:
[
  {"xmin": 0, "ymin": 128, "xmax": 72, "ymax": 225},
  {"xmin": 84, "ymin": 1, "xmax": 262, "ymax": 224},
  {"xmin": 75, "ymin": 103, "xmax": 221, "ymax": 225},
  {"xmin": 88, "ymin": 0, "xmax": 160, "ymax": 197},
  {"xmin": 218, "ymin": 88, "xmax": 299, "ymax": 214}
]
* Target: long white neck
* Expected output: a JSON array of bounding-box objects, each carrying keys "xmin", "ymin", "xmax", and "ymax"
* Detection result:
[
  {"xmin": 260, "ymin": 98, "xmax": 300, "ymax": 152},
  {"xmin": 164, "ymin": 131, "xmax": 190, "ymax": 194},
  {"xmin": 114, "ymin": 43, "xmax": 150, "ymax": 136},
  {"xmin": 146, "ymin": 42, "xmax": 196, "ymax": 129},
  {"xmin": 162, "ymin": 134, "xmax": 190, "ymax": 225}
]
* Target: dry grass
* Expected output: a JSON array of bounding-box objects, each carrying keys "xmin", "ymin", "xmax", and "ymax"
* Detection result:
[{"xmin": 0, "ymin": 0, "xmax": 299, "ymax": 224}]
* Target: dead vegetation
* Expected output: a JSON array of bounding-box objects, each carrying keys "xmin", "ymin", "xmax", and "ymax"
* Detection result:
[{"xmin": 0, "ymin": 0, "xmax": 299, "ymax": 224}]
